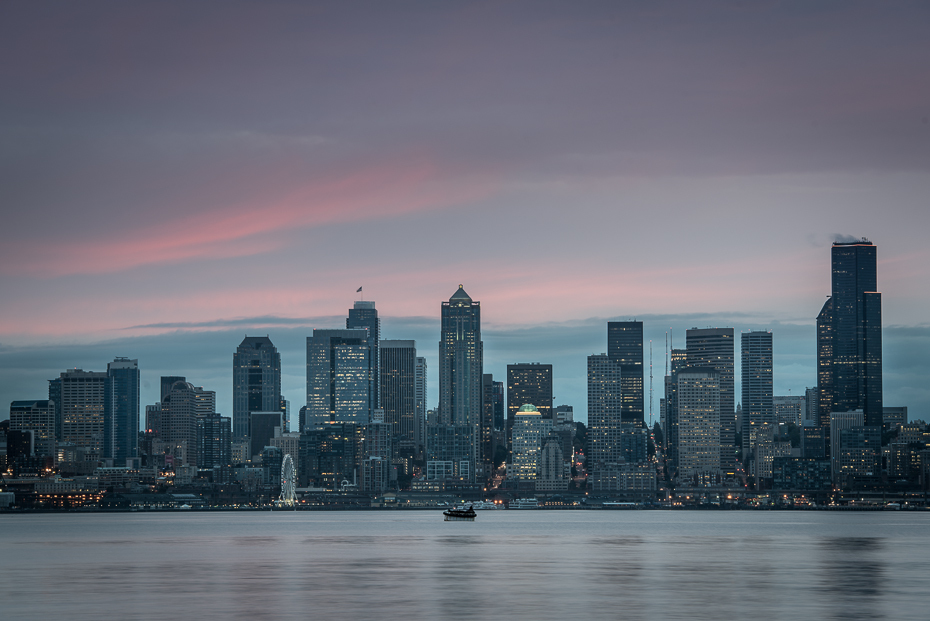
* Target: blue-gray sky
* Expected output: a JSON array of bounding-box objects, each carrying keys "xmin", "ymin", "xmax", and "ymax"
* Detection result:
[{"xmin": 1, "ymin": 1, "xmax": 928, "ymax": 422}]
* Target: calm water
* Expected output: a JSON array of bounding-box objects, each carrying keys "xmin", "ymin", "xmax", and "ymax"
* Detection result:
[{"xmin": 1, "ymin": 510, "xmax": 928, "ymax": 620}]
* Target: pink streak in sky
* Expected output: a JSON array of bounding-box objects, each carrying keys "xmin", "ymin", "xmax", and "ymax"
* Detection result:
[{"xmin": 1, "ymin": 158, "xmax": 492, "ymax": 278}]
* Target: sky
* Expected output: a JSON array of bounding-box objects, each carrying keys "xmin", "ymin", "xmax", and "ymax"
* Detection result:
[{"xmin": 1, "ymin": 1, "xmax": 929, "ymax": 424}]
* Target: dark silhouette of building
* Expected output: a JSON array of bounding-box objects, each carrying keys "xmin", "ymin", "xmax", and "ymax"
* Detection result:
[
  {"xmin": 481, "ymin": 374, "xmax": 503, "ymax": 474},
  {"xmin": 199, "ymin": 413, "xmax": 231, "ymax": 469},
  {"xmin": 233, "ymin": 336, "xmax": 282, "ymax": 441},
  {"xmin": 830, "ymin": 240, "xmax": 883, "ymax": 427},
  {"xmin": 105, "ymin": 358, "xmax": 140, "ymax": 464},
  {"xmin": 608, "ymin": 321, "xmax": 644, "ymax": 424},
  {"xmin": 250, "ymin": 411, "xmax": 283, "ymax": 462},
  {"xmin": 741, "ymin": 331, "xmax": 773, "ymax": 455},
  {"xmin": 380, "ymin": 340, "xmax": 417, "ymax": 452},
  {"xmin": 438, "ymin": 285, "xmax": 483, "ymax": 480}
]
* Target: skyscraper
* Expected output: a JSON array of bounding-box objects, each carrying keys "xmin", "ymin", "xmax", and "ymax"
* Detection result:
[
  {"xmin": 105, "ymin": 357, "xmax": 140, "ymax": 463},
  {"xmin": 506, "ymin": 363, "xmax": 553, "ymax": 456},
  {"xmin": 830, "ymin": 239, "xmax": 882, "ymax": 427},
  {"xmin": 607, "ymin": 321, "xmax": 644, "ymax": 424},
  {"xmin": 306, "ymin": 329, "xmax": 373, "ymax": 426},
  {"xmin": 415, "ymin": 356, "xmax": 427, "ymax": 450},
  {"xmin": 510, "ymin": 404, "xmax": 546, "ymax": 481},
  {"xmin": 663, "ymin": 348, "xmax": 687, "ymax": 479},
  {"xmin": 56, "ymin": 369, "xmax": 108, "ymax": 460},
  {"xmin": 9, "ymin": 400, "xmax": 56, "ymax": 460},
  {"xmin": 816, "ymin": 297, "xmax": 834, "ymax": 428},
  {"xmin": 587, "ymin": 354, "xmax": 622, "ymax": 472},
  {"xmin": 507, "ymin": 363, "xmax": 553, "ymax": 421},
  {"xmin": 233, "ymin": 336, "xmax": 282, "ymax": 441},
  {"xmin": 686, "ymin": 328, "xmax": 735, "ymax": 474},
  {"xmin": 380, "ymin": 340, "xmax": 417, "ymax": 451},
  {"xmin": 158, "ymin": 380, "xmax": 202, "ymax": 467},
  {"xmin": 481, "ymin": 373, "xmax": 502, "ymax": 474},
  {"xmin": 438, "ymin": 285, "xmax": 483, "ymax": 479},
  {"xmin": 741, "ymin": 331, "xmax": 773, "ymax": 454},
  {"xmin": 347, "ymin": 301, "xmax": 380, "ymax": 409},
  {"xmin": 677, "ymin": 369, "xmax": 721, "ymax": 486}
]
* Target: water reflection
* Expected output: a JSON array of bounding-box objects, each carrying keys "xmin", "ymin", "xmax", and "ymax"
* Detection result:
[
  {"xmin": 0, "ymin": 513, "xmax": 925, "ymax": 620},
  {"xmin": 818, "ymin": 537, "xmax": 886, "ymax": 620}
]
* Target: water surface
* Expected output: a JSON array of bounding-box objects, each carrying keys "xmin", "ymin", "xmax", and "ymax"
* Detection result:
[{"xmin": 1, "ymin": 510, "xmax": 927, "ymax": 620}]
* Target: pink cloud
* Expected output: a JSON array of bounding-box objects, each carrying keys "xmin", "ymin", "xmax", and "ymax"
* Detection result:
[{"xmin": 1, "ymin": 158, "xmax": 494, "ymax": 278}]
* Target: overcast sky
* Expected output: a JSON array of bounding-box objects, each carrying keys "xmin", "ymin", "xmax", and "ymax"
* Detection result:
[{"xmin": 1, "ymin": 1, "xmax": 929, "ymax": 423}]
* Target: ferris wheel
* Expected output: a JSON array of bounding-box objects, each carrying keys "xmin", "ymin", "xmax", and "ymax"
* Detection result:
[{"xmin": 280, "ymin": 454, "xmax": 296, "ymax": 507}]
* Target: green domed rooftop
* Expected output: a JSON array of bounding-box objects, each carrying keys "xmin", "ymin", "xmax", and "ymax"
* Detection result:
[{"xmin": 517, "ymin": 404, "xmax": 539, "ymax": 413}]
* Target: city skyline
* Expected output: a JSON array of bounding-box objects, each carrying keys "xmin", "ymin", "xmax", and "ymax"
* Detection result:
[{"xmin": 1, "ymin": 3, "xmax": 929, "ymax": 423}]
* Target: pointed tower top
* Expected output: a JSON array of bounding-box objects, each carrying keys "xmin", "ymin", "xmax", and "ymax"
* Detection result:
[{"xmin": 450, "ymin": 284, "xmax": 471, "ymax": 301}]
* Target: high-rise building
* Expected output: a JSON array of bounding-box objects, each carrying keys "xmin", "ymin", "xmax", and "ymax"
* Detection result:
[
  {"xmin": 438, "ymin": 285, "xmax": 483, "ymax": 480},
  {"xmin": 306, "ymin": 329, "xmax": 373, "ymax": 426},
  {"xmin": 233, "ymin": 336, "xmax": 282, "ymax": 441},
  {"xmin": 106, "ymin": 357, "xmax": 140, "ymax": 463},
  {"xmin": 677, "ymin": 369, "xmax": 721, "ymax": 486},
  {"xmin": 415, "ymin": 357, "xmax": 427, "ymax": 450},
  {"xmin": 9, "ymin": 400, "xmax": 56, "ymax": 459},
  {"xmin": 830, "ymin": 240, "xmax": 883, "ymax": 427},
  {"xmin": 804, "ymin": 387, "xmax": 819, "ymax": 426},
  {"xmin": 380, "ymin": 340, "xmax": 417, "ymax": 452},
  {"xmin": 347, "ymin": 301, "xmax": 380, "ymax": 409},
  {"xmin": 56, "ymin": 369, "xmax": 108, "ymax": 460},
  {"xmin": 883, "ymin": 406, "xmax": 907, "ymax": 431},
  {"xmin": 774, "ymin": 395, "xmax": 805, "ymax": 426},
  {"xmin": 250, "ymin": 411, "xmax": 283, "ymax": 462},
  {"xmin": 298, "ymin": 422, "xmax": 361, "ymax": 490},
  {"xmin": 481, "ymin": 374, "xmax": 498, "ymax": 474},
  {"xmin": 607, "ymin": 321, "xmax": 644, "ymax": 424},
  {"xmin": 554, "ymin": 404, "xmax": 573, "ymax": 425},
  {"xmin": 829, "ymin": 409, "xmax": 863, "ymax": 481},
  {"xmin": 507, "ymin": 363, "xmax": 553, "ymax": 421},
  {"xmin": 587, "ymin": 354, "xmax": 622, "ymax": 472},
  {"xmin": 160, "ymin": 376, "xmax": 186, "ymax": 402},
  {"xmin": 510, "ymin": 404, "xmax": 547, "ymax": 481},
  {"xmin": 741, "ymin": 331, "xmax": 773, "ymax": 455},
  {"xmin": 158, "ymin": 380, "xmax": 203, "ymax": 467},
  {"xmin": 816, "ymin": 297, "xmax": 834, "ymax": 428},
  {"xmin": 199, "ymin": 413, "xmax": 231, "ymax": 469},
  {"xmin": 506, "ymin": 363, "xmax": 552, "ymax": 456},
  {"xmin": 687, "ymin": 328, "xmax": 735, "ymax": 474},
  {"xmin": 663, "ymin": 348, "xmax": 688, "ymax": 479}
]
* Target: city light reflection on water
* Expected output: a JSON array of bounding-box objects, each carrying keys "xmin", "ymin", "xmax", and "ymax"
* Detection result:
[{"xmin": 1, "ymin": 511, "xmax": 928, "ymax": 620}]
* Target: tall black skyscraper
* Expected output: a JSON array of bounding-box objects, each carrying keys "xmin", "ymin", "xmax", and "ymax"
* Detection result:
[
  {"xmin": 830, "ymin": 239, "xmax": 882, "ymax": 427},
  {"xmin": 380, "ymin": 340, "xmax": 417, "ymax": 451},
  {"xmin": 741, "ymin": 331, "xmax": 773, "ymax": 453},
  {"xmin": 439, "ymin": 285, "xmax": 483, "ymax": 479},
  {"xmin": 233, "ymin": 336, "xmax": 282, "ymax": 441},
  {"xmin": 607, "ymin": 321, "xmax": 644, "ymax": 424},
  {"xmin": 105, "ymin": 357, "xmax": 140, "ymax": 463},
  {"xmin": 348, "ymin": 301, "xmax": 381, "ymax": 409}
]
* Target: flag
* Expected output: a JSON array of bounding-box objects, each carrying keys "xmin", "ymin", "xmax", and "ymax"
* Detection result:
[{"xmin": 357, "ymin": 286, "xmax": 363, "ymax": 293}]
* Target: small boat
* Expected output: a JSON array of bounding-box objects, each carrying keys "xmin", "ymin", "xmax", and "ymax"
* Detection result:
[{"xmin": 443, "ymin": 505, "xmax": 477, "ymax": 521}]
